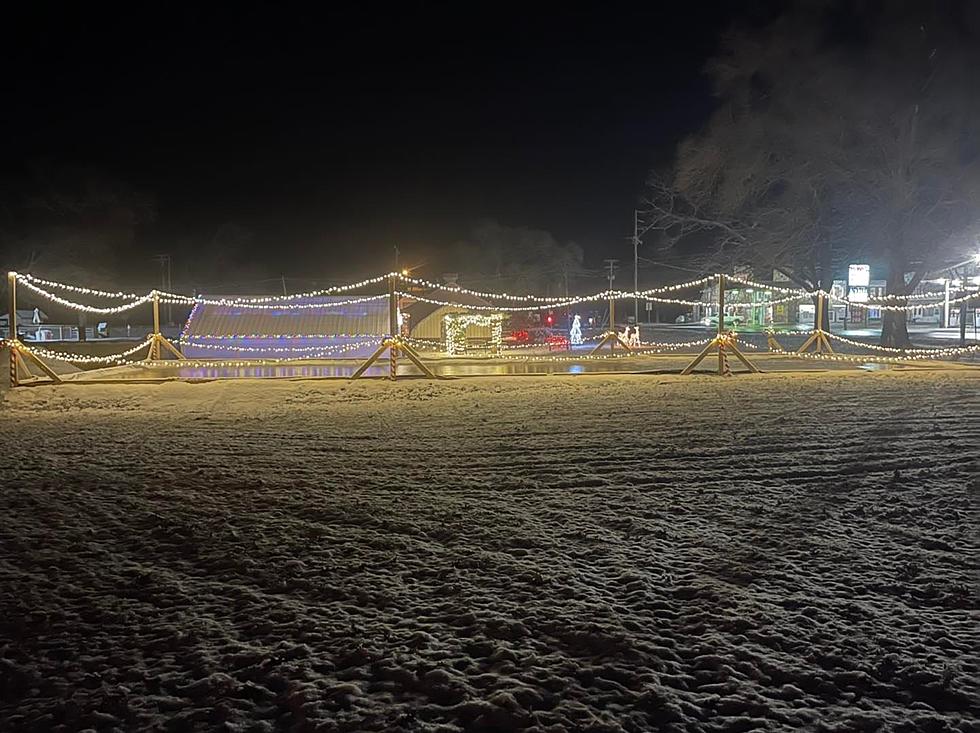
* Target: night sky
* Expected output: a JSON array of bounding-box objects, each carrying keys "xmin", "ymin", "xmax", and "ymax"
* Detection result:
[{"xmin": 2, "ymin": 3, "xmax": 744, "ymax": 282}]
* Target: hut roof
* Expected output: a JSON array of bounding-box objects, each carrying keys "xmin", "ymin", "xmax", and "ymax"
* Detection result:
[
  {"xmin": 402, "ymin": 288, "xmax": 492, "ymax": 328},
  {"xmin": 182, "ymin": 295, "xmax": 389, "ymax": 338}
]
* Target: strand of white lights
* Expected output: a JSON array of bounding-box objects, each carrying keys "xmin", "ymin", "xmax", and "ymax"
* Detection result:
[
  {"xmin": 402, "ymin": 337, "xmax": 443, "ymax": 350},
  {"xmin": 398, "ymin": 291, "xmax": 610, "ymax": 312},
  {"xmin": 159, "ymin": 353, "xmax": 390, "ymax": 367},
  {"xmin": 163, "ymin": 294, "xmax": 390, "ymax": 310},
  {"xmin": 639, "ymin": 295, "xmax": 711, "ymax": 307},
  {"xmin": 822, "ymin": 290, "xmax": 980, "ymax": 311},
  {"xmin": 180, "ymin": 301, "xmax": 202, "ymax": 342},
  {"xmin": 502, "ymin": 341, "xmax": 565, "ymax": 350},
  {"xmin": 638, "ymin": 275, "xmax": 716, "ymax": 294},
  {"xmin": 773, "ymin": 348, "xmax": 980, "ymax": 364},
  {"xmin": 870, "ymin": 291, "xmax": 965, "ymax": 301},
  {"xmin": 401, "ymin": 289, "xmax": 728, "ymax": 311},
  {"xmin": 180, "ymin": 340, "xmax": 378, "ymax": 354},
  {"xmin": 16, "ymin": 279, "xmax": 156, "ymax": 314},
  {"xmin": 398, "ymin": 274, "xmax": 716, "ymax": 302},
  {"xmin": 184, "ymin": 331, "xmax": 383, "ymax": 340},
  {"xmin": 723, "ymin": 275, "xmax": 809, "ymax": 295},
  {"xmin": 820, "ymin": 330, "xmax": 980, "ymax": 356},
  {"xmin": 765, "ymin": 327, "xmax": 816, "ymax": 335},
  {"xmin": 19, "ymin": 337, "xmax": 155, "ymax": 364},
  {"xmin": 19, "ymin": 271, "xmax": 397, "ymax": 304},
  {"xmin": 155, "ymin": 275, "xmax": 394, "ymax": 304},
  {"xmin": 17, "ymin": 273, "xmax": 141, "ymax": 299},
  {"xmin": 399, "ymin": 276, "xmax": 578, "ymax": 303},
  {"xmin": 635, "ymin": 337, "xmax": 714, "ymax": 350},
  {"xmin": 728, "ymin": 293, "xmax": 811, "ymax": 309},
  {"xmin": 443, "ymin": 313, "xmax": 504, "ymax": 356},
  {"xmin": 155, "ymin": 292, "xmax": 198, "ymax": 304},
  {"xmin": 501, "ymin": 351, "xmax": 682, "ymax": 362}
]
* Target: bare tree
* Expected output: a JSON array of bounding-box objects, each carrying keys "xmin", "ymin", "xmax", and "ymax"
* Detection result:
[{"xmin": 641, "ymin": 1, "xmax": 980, "ymax": 346}]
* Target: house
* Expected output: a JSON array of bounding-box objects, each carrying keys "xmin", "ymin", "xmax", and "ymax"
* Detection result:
[{"xmin": 0, "ymin": 308, "xmax": 49, "ymax": 338}]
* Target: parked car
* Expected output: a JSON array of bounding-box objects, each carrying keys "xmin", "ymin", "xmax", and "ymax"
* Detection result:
[
  {"xmin": 703, "ymin": 314, "xmax": 744, "ymax": 328},
  {"xmin": 24, "ymin": 329, "xmax": 54, "ymax": 341},
  {"xmin": 525, "ymin": 327, "xmax": 567, "ymax": 344},
  {"xmin": 503, "ymin": 329, "xmax": 530, "ymax": 345}
]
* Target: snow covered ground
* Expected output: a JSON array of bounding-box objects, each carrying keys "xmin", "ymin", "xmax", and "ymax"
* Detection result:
[{"xmin": 1, "ymin": 371, "xmax": 978, "ymax": 732}]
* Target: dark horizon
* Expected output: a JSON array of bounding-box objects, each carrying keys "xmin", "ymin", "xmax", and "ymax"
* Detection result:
[{"xmin": 1, "ymin": 3, "xmax": 744, "ymax": 285}]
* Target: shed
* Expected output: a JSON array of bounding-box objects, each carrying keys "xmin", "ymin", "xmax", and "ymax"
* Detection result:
[{"xmin": 403, "ymin": 289, "xmax": 501, "ymax": 341}]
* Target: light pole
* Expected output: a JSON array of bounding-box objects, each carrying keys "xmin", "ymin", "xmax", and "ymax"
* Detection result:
[
  {"xmin": 153, "ymin": 254, "xmax": 173, "ymax": 325},
  {"xmin": 633, "ymin": 209, "xmax": 639, "ymax": 324}
]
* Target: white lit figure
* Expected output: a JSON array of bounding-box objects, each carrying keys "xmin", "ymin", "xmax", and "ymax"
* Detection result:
[
  {"xmin": 628, "ymin": 326, "xmax": 641, "ymax": 348},
  {"xmin": 569, "ymin": 314, "xmax": 583, "ymax": 345}
]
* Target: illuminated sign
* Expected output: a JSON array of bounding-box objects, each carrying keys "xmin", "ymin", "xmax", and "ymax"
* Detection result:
[{"xmin": 848, "ymin": 264, "xmax": 870, "ymax": 287}]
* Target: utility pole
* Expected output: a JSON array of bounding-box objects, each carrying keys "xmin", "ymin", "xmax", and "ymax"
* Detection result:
[
  {"xmin": 633, "ymin": 209, "xmax": 640, "ymax": 325},
  {"xmin": 958, "ymin": 266, "xmax": 968, "ymax": 347},
  {"xmin": 604, "ymin": 258, "xmax": 618, "ymax": 291},
  {"xmin": 393, "ymin": 244, "xmax": 400, "ymax": 273},
  {"xmin": 153, "ymin": 254, "xmax": 173, "ymax": 325},
  {"xmin": 603, "ymin": 258, "xmax": 618, "ymax": 330}
]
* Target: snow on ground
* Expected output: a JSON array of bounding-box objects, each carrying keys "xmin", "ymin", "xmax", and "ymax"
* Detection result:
[{"xmin": 1, "ymin": 371, "xmax": 978, "ymax": 732}]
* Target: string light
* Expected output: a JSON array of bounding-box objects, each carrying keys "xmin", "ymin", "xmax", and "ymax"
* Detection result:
[
  {"xmin": 771, "ymin": 347, "xmax": 980, "ymax": 364},
  {"xmin": 183, "ymin": 331, "xmax": 383, "ymax": 340},
  {"xmin": 17, "ymin": 338, "xmax": 154, "ymax": 364},
  {"xmin": 13, "ymin": 268, "xmax": 978, "ymax": 331},
  {"xmin": 871, "ymin": 291, "xmax": 970, "ymax": 301},
  {"xmin": 155, "ymin": 355, "xmax": 389, "ymax": 367},
  {"xmin": 180, "ymin": 339, "xmax": 378, "ymax": 355},
  {"xmin": 17, "ymin": 273, "xmax": 141, "ymax": 299},
  {"xmin": 16, "ymin": 279, "xmax": 156, "ymax": 314},
  {"xmin": 399, "ymin": 291, "xmax": 607, "ymax": 312},
  {"xmin": 400, "ymin": 276, "xmax": 578, "ymax": 303},
  {"xmin": 817, "ymin": 330, "xmax": 980, "ymax": 356},
  {"xmin": 822, "ymin": 290, "xmax": 979, "ymax": 311},
  {"xmin": 728, "ymin": 293, "xmax": 810, "ymax": 309},
  {"xmin": 723, "ymin": 275, "xmax": 808, "ymax": 295},
  {"xmin": 179, "ymin": 301, "xmax": 201, "ymax": 342},
  {"xmin": 637, "ymin": 337, "xmax": 714, "ymax": 350},
  {"xmin": 443, "ymin": 314, "xmax": 504, "ymax": 356},
  {"xmin": 639, "ymin": 276, "xmax": 716, "ymax": 293},
  {"xmin": 399, "ymin": 274, "xmax": 716, "ymax": 302},
  {"xmin": 500, "ymin": 350, "xmax": 698, "ymax": 363},
  {"xmin": 166, "ymin": 294, "xmax": 389, "ymax": 310},
  {"xmin": 401, "ymin": 336, "xmax": 443, "ymax": 351}
]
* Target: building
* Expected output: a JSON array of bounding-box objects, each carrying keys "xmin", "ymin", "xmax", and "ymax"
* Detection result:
[
  {"xmin": 696, "ymin": 264, "xmax": 978, "ymax": 330},
  {"xmin": 0, "ymin": 308, "xmax": 52, "ymax": 340},
  {"xmin": 179, "ymin": 295, "xmax": 389, "ymax": 359},
  {"xmin": 402, "ymin": 288, "xmax": 498, "ymax": 342}
]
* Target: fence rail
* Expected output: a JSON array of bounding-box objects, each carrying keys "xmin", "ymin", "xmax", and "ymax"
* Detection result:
[{"xmin": 4, "ymin": 269, "xmax": 979, "ymax": 386}]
